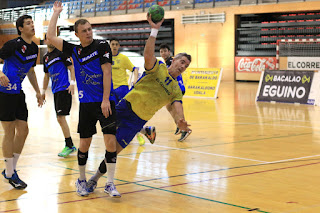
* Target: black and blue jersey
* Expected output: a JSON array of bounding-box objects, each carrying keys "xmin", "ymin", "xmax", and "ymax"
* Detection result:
[
  {"xmin": 62, "ymin": 40, "xmax": 114, "ymax": 103},
  {"xmin": 165, "ymin": 56, "xmax": 185, "ymax": 95},
  {"xmin": 43, "ymin": 48, "xmax": 72, "ymax": 94},
  {"xmin": 0, "ymin": 37, "xmax": 38, "ymax": 94}
]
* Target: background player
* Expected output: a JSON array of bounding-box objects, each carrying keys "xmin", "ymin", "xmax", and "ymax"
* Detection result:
[
  {"xmin": 86, "ymin": 14, "xmax": 192, "ymax": 193},
  {"xmin": 47, "ymin": 1, "xmax": 120, "ymax": 197},
  {"xmin": 42, "ymin": 34, "xmax": 77, "ymax": 157},
  {"xmin": 159, "ymin": 43, "xmax": 191, "ymax": 142},
  {"xmin": 109, "ymin": 38, "xmax": 146, "ymax": 145},
  {"xmin": 0, "ymin": 15, "xmax": 43, "ymax": 189}
]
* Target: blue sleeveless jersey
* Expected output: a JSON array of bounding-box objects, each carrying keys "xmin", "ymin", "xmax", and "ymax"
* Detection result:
[
  {"xmin": 0, "ymin": 37, "xmax": 38, "ymax": 94},
  {"xmin": 63, "ymin": 40, "xmax": 114, "ymax": 103},
  {"xmin": 43, "ymin": 48, "xmax": 72, "ymax": 94}
]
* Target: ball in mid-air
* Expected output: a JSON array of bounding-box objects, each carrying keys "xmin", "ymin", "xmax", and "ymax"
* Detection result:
[{"xmin": 148, "ymin": 5, "xmax": 164, "ymax": 23}]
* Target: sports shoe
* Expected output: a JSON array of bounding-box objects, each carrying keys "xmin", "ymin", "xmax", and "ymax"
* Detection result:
[
  {"xmin": 136, "ymin": 133, "xmax": 145, "ymax": 146},
  {"xmin": 174, "ymin": 127, "xmax": 181, "ymax": 135},
  {"xmin": 178, "ymin": 129, "xmax": 192, "ymax": 142},
  {"xmin": 58, "ymin": 146, "xmax": 77, "ymax": 157},
  {"xmin": 75, "ymin": 179, "xmax": 89, "ymax": 197},
  {"xmin": 2, "ymin": 169, "xmax": 27, "ymax": 189},
  {"xmin": 87, "ymin": 179, "xmax": 97, "ymax": 193},
  {"xmin": 144, "ymin": 126, "xmax": 156, "ymax": 144},
  {"xmin": 104, "ymin": 182, "xmax": 121, "ymax": 198}
]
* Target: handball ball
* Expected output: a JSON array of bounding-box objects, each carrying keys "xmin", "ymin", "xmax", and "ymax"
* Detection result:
[{"xmin": 148, "ymin": 5, "xmax": 164, "ymax": 23}]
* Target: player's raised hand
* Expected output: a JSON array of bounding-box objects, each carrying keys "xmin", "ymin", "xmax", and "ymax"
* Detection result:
[
  {"xmin": 147, "ymin": 13, "xmax": 164, "ymax": 30},
  {"xmin": 0, "ymin": 71, "xmax": 9, "ymax": 87},
  {"xmin": 53, "ymin": 1, "xmax": 63, "ymax": 13}
]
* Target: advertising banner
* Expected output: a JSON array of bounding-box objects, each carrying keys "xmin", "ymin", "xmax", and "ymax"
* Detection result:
[
  {"xmin": 235, "ymin": 57, "xmax": 276, "ymax": 73},
  {"xmin": 257, "ymin": 70, "xmax": 314, "ymax": 104},
  {"xmin": 287, "ymin": 57, "xmax": 320, "ymax": 71},
  {"xmin": 184, "ymin": 68, "xmax": 222, "ymax": 98}
]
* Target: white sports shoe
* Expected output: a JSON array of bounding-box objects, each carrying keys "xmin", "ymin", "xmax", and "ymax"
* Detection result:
[
  {"xmin": 75, "ymin": 179, "xmax": 89, "ymax": 197},
  {"xmin": 104, "ymin": 182, "xmax": 121, "ymax": 198}
]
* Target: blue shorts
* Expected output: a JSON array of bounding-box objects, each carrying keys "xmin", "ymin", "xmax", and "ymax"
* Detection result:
[
  {"xmin": 114, "ymin": 85, "xmax": 129, "ymax": 104},
  {"xmin": 116, "ymin": 99, "xmax": 147, "ymax": 148}
]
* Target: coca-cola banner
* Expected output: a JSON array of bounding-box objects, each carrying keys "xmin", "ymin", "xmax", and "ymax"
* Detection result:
[
  {"xmin": 257, "ymin": 70, "xmax": 314, "ymax": 104},
  {"xmin": 235, "ymin": 57, "xmax": 276, "ymax": 73}
]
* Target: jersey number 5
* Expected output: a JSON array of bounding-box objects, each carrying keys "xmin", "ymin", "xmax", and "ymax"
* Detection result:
[{"xmin": 78, "ymin": 90, "xmax": 84, "ymax": 99}]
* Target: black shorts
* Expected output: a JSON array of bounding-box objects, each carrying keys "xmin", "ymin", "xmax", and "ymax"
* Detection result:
[
  {"xmin": 54, "ymin": 90, "xmax": 72, "ymax": 116},
  {"xmin": 0, "ymin": 91, "xmax": 28, "ymax": 121},
  {"xmin": 77, "ymin": 101, "xmax": 117, "ymax": 138}
]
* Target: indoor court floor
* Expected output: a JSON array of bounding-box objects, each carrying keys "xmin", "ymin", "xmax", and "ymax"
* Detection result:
[{"xmin": 1, "ymin": 81, "xmax": 320, "ymax": 213}]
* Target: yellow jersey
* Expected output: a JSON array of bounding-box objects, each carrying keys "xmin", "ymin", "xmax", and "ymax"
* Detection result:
[
  {"xmin": 125, "ymin": 59, "xmax": 183, "ymax": 121},
  {"xmin": 112, "ymin": 53, "xmax": 135, "ymax": 89}
]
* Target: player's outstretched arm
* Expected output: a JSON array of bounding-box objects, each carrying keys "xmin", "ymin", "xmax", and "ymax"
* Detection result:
[
  {"xmin": 27, "ymin": 67, "xmax": 44, "ymax": 107},
  {"xmin": 47, "ymin": 1, "xmax": 64, "ymax": 51},
  {"xmin": 144, "ymin": 14, "xmax": 164, "ymax": 70},
  {"xmin": 172, "ymin": 101, "xmax": 191, "ymax": 131}
]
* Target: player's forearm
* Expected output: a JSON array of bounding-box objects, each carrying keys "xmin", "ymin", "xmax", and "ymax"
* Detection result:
[
  {"xmin": 133, "ymin": 68, "xmax": 139, "ymax": 83},
  {"xmin": 42, "ymin": 74, "xmax": 49, "ymax": 91},
  {"xmin": 173, "ymin": 102, "xmax": 185, "ymax": 123},
  {"xmin": 27, "ymin": 69, "xmax": 41, "ymax": 94},
  {"xmin": 103, "ymin": 75, "xmax": 111, "ymax": 101},
  {"xmin": 102, "ymin": 64, "xmax": 112, "ymax": 101},
  {"xmin": 47, "ymin": 12, "xmax": 59, "ymax": 41},
  {"xmin": 68, "ymin": 66, "xmax": 76, "ymax": 81},
  {"xmin": 144, "ymin": 36, "xmax": 157, "ymax": 69},
  {"xmin": 47, "ymin": 12, "xmax": 64, "ymax": 51}
]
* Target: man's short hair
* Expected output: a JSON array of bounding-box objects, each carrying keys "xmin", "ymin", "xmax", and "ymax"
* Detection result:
[
  {"xmin": 110, "ymin": 37, "xmax": 120, "ymax": 43},
  {"xmin": 16, "ymin": 15, "xmax": 32, "ymax": 35},
  {"xmin": 175, "ymin": 53, "xmax": 192, "ymax": 63},
  {"xmin": 74, "ymin": 19, "xmax": 90, "ymax": 33},
  {"xmin": 159, "ymin": 43, "xmax": 170, "ymax": 51}
]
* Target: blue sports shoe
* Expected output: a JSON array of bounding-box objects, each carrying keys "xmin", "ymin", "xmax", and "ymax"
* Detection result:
[
  {"xmin": 87, "ymin": 179, "xmax": 97, "ymax": 193},
  {"xmin": 104, "ymin": 182, "xmax": 121, "ymax": 198},
  {"xmin": 2, "ymin": 170, "xmax": 27, "ymax": 189},
  {"xmin": 75, "ymin": 179, "xmax": 89, "ymax": 197}
]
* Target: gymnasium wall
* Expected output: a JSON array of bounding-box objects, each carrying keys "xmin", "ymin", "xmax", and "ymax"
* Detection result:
[{"xmin": 2, "ymin": 1, "xmax": 320, "ymax": 81}]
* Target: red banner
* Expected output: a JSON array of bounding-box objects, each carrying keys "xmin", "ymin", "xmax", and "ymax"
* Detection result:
[{"xmin": 235, "ymin": 57, "xmax": 276, "ymax": 73}]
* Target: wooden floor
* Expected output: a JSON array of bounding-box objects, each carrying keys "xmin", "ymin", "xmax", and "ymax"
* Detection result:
[{"xmin": 1, "ymin": 81, "xmax": 320, "ymax": 213}]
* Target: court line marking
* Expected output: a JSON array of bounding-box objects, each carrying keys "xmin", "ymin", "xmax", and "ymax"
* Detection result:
[
  {"xmin": 0, "ymin": 131, "xmax": 313, "ymax": 164},
  {"xmin": 152, "ymin": 144, "xmax": 269, "ymax": 163},
  {"xmin": 3, "ymin": 159, "xmax": 320, "ymax": 213}
]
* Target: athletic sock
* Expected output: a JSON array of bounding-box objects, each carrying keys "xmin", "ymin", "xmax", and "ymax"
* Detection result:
[
  {"xmin": 12, "ymin": 153, "xmax": 20, "ymax": 171},
  {"xmin": 4, "ymin": 158, "xmax": 14, "ymax": 178},
  {"xmin": 140, "ymin": 127, "xmax": 146, "ymax": 134},
  {"xmin": 77, "ymin": 150, "xmax": 88, "ymax": 180},
  {"xmin": 65, "ymin": 137, "xmax": 74, "ymax": 148},
  {"xmin": 90, "ymin": 159, "xmax": 107, "ymax": 182},
  {"xmin": 105, "ymin": 151, "xmax": 117, "ymax": 183}
]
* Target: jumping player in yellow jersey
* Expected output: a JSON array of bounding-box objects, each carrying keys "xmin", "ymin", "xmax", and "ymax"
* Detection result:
[
  {"xmin": 109, "ymin": 38, "xmax": 146, "ymax": 145},
  {"xmin": 159, "ymin": 43, "xmax": 191, "ymax": 142},
  {"xmin": 86, "ymin": 14, "xmax": 192, "ymax": 193}
]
